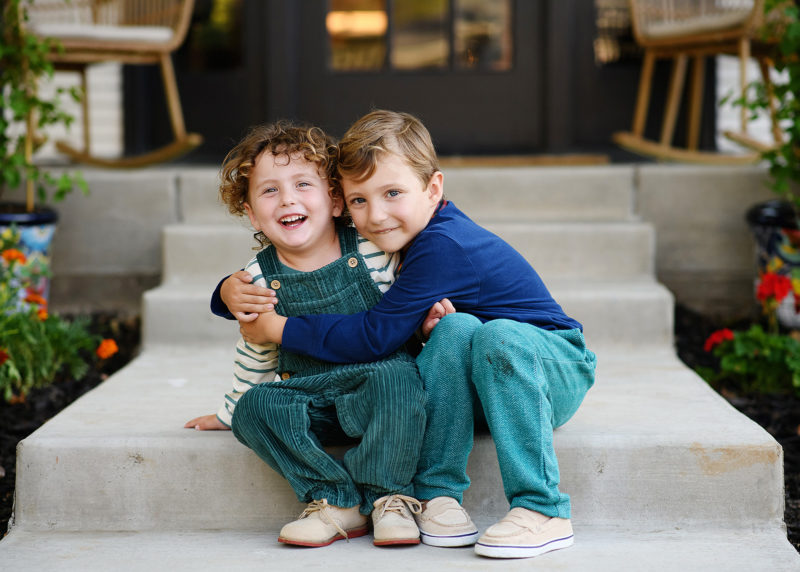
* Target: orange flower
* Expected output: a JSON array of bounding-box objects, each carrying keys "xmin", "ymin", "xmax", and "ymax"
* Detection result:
[
  {"xmin": 96, "ymin": 339, "xmax": 119, "ymax": 360},
  {"xmin": 37, "ymin": 308, "xmax": 48, "ymax": 321},
  {"xmin": 2, "ymin": 249, "xmax": 26, "ymax": 264},
  {"xmin": 0, "ymin": 348, "xmax": 8, "ymax": 366},
  {"xmin": 25, "ymin": 292, "xmax": 48, "ymax": 307}
]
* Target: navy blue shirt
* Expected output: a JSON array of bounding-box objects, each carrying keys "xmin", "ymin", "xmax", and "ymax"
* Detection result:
[{"xmin": 279, "ymin": 202, "xmax": 581, "ymax": 363}]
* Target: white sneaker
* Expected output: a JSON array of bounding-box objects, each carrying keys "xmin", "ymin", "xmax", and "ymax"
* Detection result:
[
  {"xmin": 371, "ymin": 494, "xmax": 422, "ymax": 546},
  {"xmin": 415, "ymin": 496, "xmax": 480, "ymax": 547},
  {"xmin": 278, "ymin": 499, "xmax": 368, "ymax": 547},
  {"xmin": 474, "ymin": 507, "xmax": 573, "ymax": 559}
]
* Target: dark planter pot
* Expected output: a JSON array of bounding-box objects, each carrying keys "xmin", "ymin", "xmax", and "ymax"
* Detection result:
[
  {"xmin": 746, "ymin": 199, "xmax": 800, "ymax": 327},
  {"xmin": 0, "ymin": 203, "xmax": 59, "ymax": 304}
]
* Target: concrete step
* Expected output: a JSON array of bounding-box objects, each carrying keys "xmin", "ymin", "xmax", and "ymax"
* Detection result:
[
  {"xmin": 160, "ymin": 220, "xmax": 655, "ymax": 284},
  {"xmin": 9, "ymin": 347, "xmax": 780, "ymax": 534},
  {"xmin": 178, "ymin": 165, "xmax": 637, "ymax": 224},
  {"xmin": 1, "ymin": 527, "xmax": 798, "ymax": 571},
  {"xmin": 140, "ymin": 278, "xmax": 674, "ymax": 350}
]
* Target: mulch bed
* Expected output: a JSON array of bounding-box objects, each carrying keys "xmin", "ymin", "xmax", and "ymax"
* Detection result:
[
  {"xmin": 0, "ymin": 307, "xmax": 798, "ymax": 552},
  {"xmin": 0, "ymin": 313, "xmax": 140, "ymax": 536}
]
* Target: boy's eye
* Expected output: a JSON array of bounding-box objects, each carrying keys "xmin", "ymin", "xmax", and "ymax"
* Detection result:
[
  {"xmin": 297, "ymin": 181, "xmax": 310, "ymax": 188},
  {"xmin": 387, "ymin": 189, "xmax": 400, "ymax": 198},
  {"xmin": 263, "ymin": 187, "xmax": 278, "ymax": 194},
  {"xmin": 349, "ymin": 197, "xmax": 366, "ymax": 205}
]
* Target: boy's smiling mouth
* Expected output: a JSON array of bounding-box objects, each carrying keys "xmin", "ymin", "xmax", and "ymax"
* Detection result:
[{"xmin": 280, "ymin": 214, "xmax": 307, "ymax": 227}]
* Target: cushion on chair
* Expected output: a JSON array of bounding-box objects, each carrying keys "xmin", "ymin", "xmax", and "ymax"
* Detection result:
[
  {"xmin": 29, "ymin": 23, "xmax": 174, "ymax": 45},
  {"xmin": 640, "ymin": 11, "xmax": 752, "ymax": 39}
]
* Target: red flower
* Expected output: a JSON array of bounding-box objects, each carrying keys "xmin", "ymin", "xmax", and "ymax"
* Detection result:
[
  {"xmin": 0, "ymin": 348, "xmax": 8, "ymax": 366},
  {"xmin": 1, "ymin": 249, "xmax": 26, "ymax": 264},
  {"xmin": 756, "ymin": 272, "xmax": 793, "ymax": 303},
  {"xmin": 96, "ymin": 339, "xmax": 119, "ymax": 360},
  {"xmin": 36, "ymin": 308, "xmax": 48, "ymax": 321},
  {"xmin": 704, "ymin": 328, "xmax": 735, "ymax": 352}
]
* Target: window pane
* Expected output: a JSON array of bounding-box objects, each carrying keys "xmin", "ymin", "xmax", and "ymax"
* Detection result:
[
  {"xmin": 327, "ymin": 0, "xmax": 388, "ymax": 71},
  {"xmin": 391, "ymin": 0, "xmax": 449, "ymax": 70},
  {"xmin": 454, "ymin": 0, "xmax": 512, "ymax": 71},
  {"xmin": 183, "ymin": 0, "xmax": 244, "ymax": 71}
]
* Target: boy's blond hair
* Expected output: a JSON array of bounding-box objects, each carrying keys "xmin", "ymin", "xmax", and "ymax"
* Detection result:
[
  {"xmin": 337, "ymin": 110, "xmax": 440, "ymax": 187},
  {"xmin": 219, "ymin": 121, "xmax": 339, "ymax": 246}
]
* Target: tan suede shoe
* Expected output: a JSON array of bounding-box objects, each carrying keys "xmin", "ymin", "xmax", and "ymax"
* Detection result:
[
  {"xmin": 371, "ymin": 494, "xmax": 422, "ymax": 546},
  {"xmin": 278, "ymin": 499, "xmax": 368, "ymax": 547},
  {"xmin": 474, "ymin": 507, "xmax": 573, "ymax": 559},
  {"xmin": 415, "ymin": 496, "xmax": 480, "ymax": 547}
]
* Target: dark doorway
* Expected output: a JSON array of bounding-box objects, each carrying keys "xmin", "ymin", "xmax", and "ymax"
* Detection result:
[{"xmin": 124, "ymin": 0, "xmax": 716, "ymax": 162}]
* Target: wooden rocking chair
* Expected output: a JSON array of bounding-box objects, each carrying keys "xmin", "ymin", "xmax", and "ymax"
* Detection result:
[
  {"xmin": 613, "ymin": 0, "xmax": 780, "ymax": 164},
  {"xmin": 24, "ymin": 0, "xmax": 201, "ymax": 168}
]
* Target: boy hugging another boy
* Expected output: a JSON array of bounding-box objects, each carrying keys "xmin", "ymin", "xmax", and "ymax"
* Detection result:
[
  {"xmin": 228, "ymin": 110, "xmax": 597, "ymax": 560},
  {"xmin": 185, "ymin": 121, "xmax": 428, "ymax": 547}
]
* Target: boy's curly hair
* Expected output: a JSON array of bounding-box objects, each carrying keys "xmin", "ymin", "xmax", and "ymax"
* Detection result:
[
  {"xmin": 337, "ymin": 109, "xmax": 440, "ymax": 187},
  {"xmin": 219, "ymin": 121, "xmax": 339, "ymax": 247}
]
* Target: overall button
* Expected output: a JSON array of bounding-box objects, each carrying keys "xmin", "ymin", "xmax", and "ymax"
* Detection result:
[
  {"xmin": 280, "ymin": 372, "xmax": 291, "ymax": 380},
  {"xmin": 347, "ymin": 257, "xmax": 358, "ymax": 268},
  {"xmin": 270, "ymin": 279, "xmax": 281, "ymax": 290}
]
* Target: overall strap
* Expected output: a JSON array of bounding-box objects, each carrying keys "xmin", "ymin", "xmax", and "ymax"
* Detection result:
[
  {"xmin": 337, "ymin": 224, "xmax": 359, "ymax": 256},
  {"xmin": 256, "ymin": 244, "xmax": 281, "ymax": 278}
]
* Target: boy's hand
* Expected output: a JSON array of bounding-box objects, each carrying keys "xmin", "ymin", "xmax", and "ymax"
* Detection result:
[
  {"xmin": 221, "ymin": 271, "xmax": 278, "ymax": 322},
  {"xmin": 421, "ymin": 298, "xmax": 456, "ymax": 339},
  {"xmin": 184, "ymin": 414, "xmax": 229, "ymax": 431},
  {"xmin": 240, "ymin": 309, "xmax": 287, "ymax": 345}
]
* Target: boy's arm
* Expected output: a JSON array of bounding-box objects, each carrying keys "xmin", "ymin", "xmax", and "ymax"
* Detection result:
[
  {"xmin": 215, "ymin": 337, "xmax": 280, "ymax": 427},
  {"xmin": 238, "ymin": 236, "xmax": 400, "ymax": 345},
  {"xmin": 185, "ymin": 337, "xmax": 280, "ymax": 430},
  {"xmin": 238, "ymin": 297, "xmax": 454, "ymax": 346},
  {"xmin": 240, "ymin": 310, "xmax": 287, "ymax": 345},
  {"xmin": 191, "ymin": 255, "xmax": 280, "ymax": 430},
  {"xmin": 211, "ymin": 267, "xmax": 277, "ymax": 322},
  {"xmin": 243, "ymin": 234, "xmax": 478, "ymax": 362}
]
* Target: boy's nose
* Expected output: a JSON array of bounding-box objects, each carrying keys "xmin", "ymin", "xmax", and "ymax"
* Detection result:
[
  {"xmin": 279, "ymin": 190, "xmax": 296, "ymax": 206},
  {"xmin": 368, "ymin": 204, "xmax": 387, "ymax": 224}
]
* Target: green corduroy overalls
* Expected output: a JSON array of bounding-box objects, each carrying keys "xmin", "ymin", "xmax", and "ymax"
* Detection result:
[{"xmin": 232, "ymin": 226, "xmax": 426, "ymax": 514}]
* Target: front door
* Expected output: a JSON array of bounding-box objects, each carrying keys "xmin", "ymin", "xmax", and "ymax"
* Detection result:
[{"xmin": 292, "ymin": 0, "xmax": 542, "ymax": 155}]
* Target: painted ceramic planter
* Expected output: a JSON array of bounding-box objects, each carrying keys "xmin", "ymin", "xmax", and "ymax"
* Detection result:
[
  {"xmin": 747, "ymin": 199, "xmax": 800, "ymax": 328},
  {"xmin": 0, "ymin": 204, "xmax": 58, "ymax": 304}
]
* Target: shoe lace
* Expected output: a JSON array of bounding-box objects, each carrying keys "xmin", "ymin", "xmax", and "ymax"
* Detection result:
[
  {"xmin": 298, "ymin": 499, "xmax": 350, "ymax": 540},
  {"xmin": 373, "ymin": 494, "xmax": 422, "ymax": 520}
]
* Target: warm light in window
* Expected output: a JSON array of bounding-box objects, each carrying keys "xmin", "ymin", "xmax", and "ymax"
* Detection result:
[{"xmin": 326, "ymin": 10, "xmax": 388, "ymax": 38}]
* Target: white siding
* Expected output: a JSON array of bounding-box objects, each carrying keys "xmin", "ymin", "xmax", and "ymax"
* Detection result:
[
  {"xmin": 34, "ymin": 62, "xmax": 123, "ymax": 161},
  {"xmin": 716, "ymin": 54, "xmax": 788, "ymax": 153}
]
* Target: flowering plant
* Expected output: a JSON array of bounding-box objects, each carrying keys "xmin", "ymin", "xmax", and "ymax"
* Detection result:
[
  {"xmin": 701, "ymin": 271, "xmax": 800, "ymax": 396},
  {"xmin": 0, "ymin": 225, "xmax": 117, "ymax": 402}
]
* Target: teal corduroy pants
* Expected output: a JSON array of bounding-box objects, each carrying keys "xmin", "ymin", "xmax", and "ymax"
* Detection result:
[{"xmin": 414, "ymin": 313, "xmax": 596, "ymax": 518}]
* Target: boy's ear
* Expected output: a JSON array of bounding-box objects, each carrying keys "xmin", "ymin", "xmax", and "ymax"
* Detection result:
[
  {"xmin": 243, "ymin": 201, "xmax": 260, "ymax": 231},
  {"xmin": 426, "ymin": 171, "xmax": 444, "ymax": 204},
  {"xmin": 331, "ymin": 191, "xmax": 344, "ymax": 218}
]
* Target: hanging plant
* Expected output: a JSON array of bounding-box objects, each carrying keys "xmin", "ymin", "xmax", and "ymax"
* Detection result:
[{"xmin": 0, "ymin": 0, "xmax": 87, "ymax": 212}]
